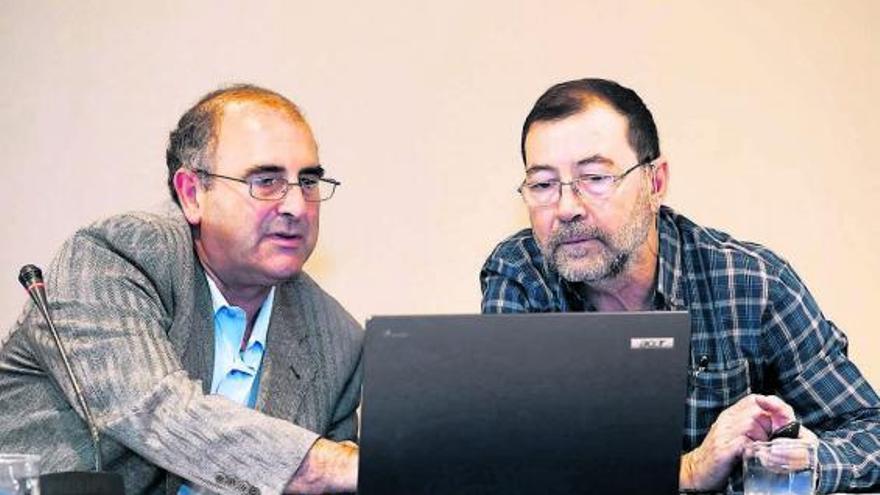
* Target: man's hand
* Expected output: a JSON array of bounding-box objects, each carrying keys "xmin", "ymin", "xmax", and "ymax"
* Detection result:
[
  {"xmin": 285, "ymin": 438, "xmax": 358, "ymax": 494},
  {"xmin": 679, "ymin": 394, "xmax": 815, "ymax": 491}
]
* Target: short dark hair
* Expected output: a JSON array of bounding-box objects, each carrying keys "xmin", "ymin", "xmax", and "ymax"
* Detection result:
[
  {"xmin": 165, "ymin": 84, "xmax": 306, "ymax": 204},
  {"xmin": 520, "ymin": 78, "xmax": 660, "ymax": 165}
]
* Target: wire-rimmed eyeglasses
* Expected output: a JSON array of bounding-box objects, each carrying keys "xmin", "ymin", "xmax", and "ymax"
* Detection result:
[
  {"xmin": 517, "ymin": 160, "xmax": 653, "ymax": 207},
  {"xmin": 194, "ymin": 170, "xmax": 340, "ymax": 202}
]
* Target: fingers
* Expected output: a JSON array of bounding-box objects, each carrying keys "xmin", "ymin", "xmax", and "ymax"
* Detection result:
[
  {"xmin": 742, "ymin": 416, "xmax": 772, "ymax": 442},
  {"xmin": 752, "ymin": 394, "xmax": 797, "ymax": 431},
  {"xmin": 721, "ymin": 395, "xmax": 775, "ymax": 440},
  {"xmin": 797, "ymin": 425, "xmax": 820, "ymax": 445},
  {"xmin": 752, "ymin": 394, "xmax": 793, "ymax": 415},
  {"xmin": 753, "ymin": 441, "xmax": 814, "ymax": 471},
  {"xmin": 684, "ymin": 394, "xmax": 802, "ymax": 491}
]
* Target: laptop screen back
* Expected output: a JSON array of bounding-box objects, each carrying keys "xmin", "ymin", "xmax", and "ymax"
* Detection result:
[{"xmin": 359, "ymin": 312, "xmax": 691, "ymax": 495}]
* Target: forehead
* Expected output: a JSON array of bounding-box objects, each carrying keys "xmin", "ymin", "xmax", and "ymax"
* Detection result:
[
  {"xmin": 523, "ymin": 104, "xmax": 634, "ymax": 170},
  {"xmin": 212, "ymin": 101, "xmax": 318, "ymax": 174}
]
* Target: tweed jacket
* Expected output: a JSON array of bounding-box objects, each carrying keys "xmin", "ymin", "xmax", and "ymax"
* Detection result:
[{"xmin": 0, "ymin": 204, "xmax": 364, "ymax": 494}]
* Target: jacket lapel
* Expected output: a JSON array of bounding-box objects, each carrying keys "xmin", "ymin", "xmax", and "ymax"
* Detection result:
[
  {"xmin": 175, "ymin": 263, "xmax": 215, "ymax": 395},
  {"xmin": 165, "ymin": 255, "xmax": 215, "ymax": 494},
  {"xmin": 256, "ymin": 277, "xmax": 317, "ymax": 422}
]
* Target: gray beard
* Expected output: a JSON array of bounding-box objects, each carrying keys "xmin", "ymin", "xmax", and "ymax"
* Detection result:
[{"xmin": 539, "ymin": 193, "xmax": 653, "ymax": 284}]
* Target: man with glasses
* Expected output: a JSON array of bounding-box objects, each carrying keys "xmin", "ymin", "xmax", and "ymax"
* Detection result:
[
  {"xmin": 481, "ymin": 78, "xmax": 879, "ymax": 493},
  {"xmin": 0, "ymin": 85, "xmax": 361, "ymax": 493}
]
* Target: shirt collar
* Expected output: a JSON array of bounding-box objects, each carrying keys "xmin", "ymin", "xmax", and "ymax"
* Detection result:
[
  {"xmin": 656, "ymin": 206, "xmax": 687, "ymax": 310},
  {"xmin": 204, "ymin": 275, "xmax": 274, "ymax": 349}
]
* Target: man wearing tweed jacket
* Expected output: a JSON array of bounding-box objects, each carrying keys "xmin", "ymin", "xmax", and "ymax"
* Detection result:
[{"xmin": 0, "ymin": 85, "xmax": 362, "ymax": 494}]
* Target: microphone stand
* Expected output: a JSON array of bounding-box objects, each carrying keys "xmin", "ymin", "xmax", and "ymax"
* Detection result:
[{"xmin": 19, "ymin": 265, "xmax": 125, "ymax": 495}]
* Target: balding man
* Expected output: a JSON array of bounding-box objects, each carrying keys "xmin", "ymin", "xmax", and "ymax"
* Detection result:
[{"xmin": 0, "ymin": 85, "xmax": 361, "ymax": 494}]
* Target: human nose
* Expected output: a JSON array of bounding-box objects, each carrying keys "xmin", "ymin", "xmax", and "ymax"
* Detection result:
[
  {"xmin": 276, "ymin": 183, "xmax": 309, "ymax": 216},
  {"xmin": 555, "ymin": 181, "xmax": 588, "ymax": 222}
]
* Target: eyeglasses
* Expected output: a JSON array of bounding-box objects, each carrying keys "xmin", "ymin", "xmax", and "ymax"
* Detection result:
[
  {"xmin": 517, "ymin": 160, "xmax": 653, "ymax": 207},
  {"xmin": 194, "ymin": 170, "xmax": 340, "ymax": 202}
]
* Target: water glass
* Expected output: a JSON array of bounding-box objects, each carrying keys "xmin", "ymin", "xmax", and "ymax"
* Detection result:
[
  {"xmin": 743, "ymin": 439, "xmax": 817, "ymax": 495},
  {"xmin": 0, "ymin": 454, "xmax": 40, "ymax": 495}
]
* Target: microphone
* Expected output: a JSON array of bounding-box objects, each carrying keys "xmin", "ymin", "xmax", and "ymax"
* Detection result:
[{"xmin": 19, "ymin": 264, "xmax": 125, "ymax": 495}]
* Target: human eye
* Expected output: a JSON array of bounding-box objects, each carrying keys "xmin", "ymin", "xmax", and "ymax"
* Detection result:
[
  {"xmin": 527, "ymin": 180, "xmax": 557, "ymax": 191},
  {"xmin": 250, "ymin": 176, "xmax": 278, "ymax": 187},
  {"xmin": 298, "ymin": 174, "xmax": 320, "ymax": 190},
  {"xmin": 578, "ymin": 174, "xmax": 613, "ymax": 184},
  {"xmin": 575, "ymin": 174, "xmax": 616, "ymax": 195},
  {"xmin": 525, "ymin": 173, "xmax": 559, "ymax": 189},
  {"xmin": 249, "ymin": 174, "xmax": 286, "ymax": 194}
]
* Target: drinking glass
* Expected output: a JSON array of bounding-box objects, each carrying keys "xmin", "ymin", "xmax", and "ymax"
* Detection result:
[
  {"xmin": 0, "ymin": 454, "xmax": 40, "ymax": 495},
  {"xmin": 743, "ymin": 439, "xmax": 817, "ymax": 495}
]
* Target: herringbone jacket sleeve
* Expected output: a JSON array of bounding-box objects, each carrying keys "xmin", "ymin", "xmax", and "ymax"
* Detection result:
[{"xmin": 11, "ymin": 210, "xmax": 344, "ymax": 494}]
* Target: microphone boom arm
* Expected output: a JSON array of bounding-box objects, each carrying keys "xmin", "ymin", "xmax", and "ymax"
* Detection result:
[{"xmin": 19, "ymin": 265, "xmax": 104, "ymax": 472}]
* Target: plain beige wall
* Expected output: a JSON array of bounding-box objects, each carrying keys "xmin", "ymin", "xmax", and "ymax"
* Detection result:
[{"xmin": 1, "ymin": 1, "xmax": 877, "ymax": 387}]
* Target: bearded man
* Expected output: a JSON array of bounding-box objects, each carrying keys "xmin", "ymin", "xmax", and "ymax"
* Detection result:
[{"xmin": 480, "ymin": 78, "xmax": 880, "ymax": 494}]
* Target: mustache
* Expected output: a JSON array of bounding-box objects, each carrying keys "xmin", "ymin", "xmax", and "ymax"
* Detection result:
[
  {"xmin": 546, "ymin": 222, "xmax": 606, "ymax": 252},
  {"xmin": 265, "ymin": 217, "xmax": 307, "ymax": 237}
]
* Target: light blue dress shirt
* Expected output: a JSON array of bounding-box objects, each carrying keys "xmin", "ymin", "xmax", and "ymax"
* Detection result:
[
  {"xmin": 206, "ymin": 276, "xmax": 274, "ymax": 408},
  {"xmin": 179, "ymin": 276, "xmax": 275, "ymax": 494}
]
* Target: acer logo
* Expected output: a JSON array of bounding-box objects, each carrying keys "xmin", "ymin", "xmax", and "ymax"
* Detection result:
[
  {"xmin": 630, "ymin": 337, "xmax": 675, "ymax": 350},
  {"xmin": 382, "ymin": 329, "xmax": 409, "ymax": 338}
]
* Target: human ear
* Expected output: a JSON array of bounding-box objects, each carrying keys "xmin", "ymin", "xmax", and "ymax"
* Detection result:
[
  {"xmin": 648, "ymin": 158, "xmax": 669, "ymax": 212},
  {"xmin": 173, "ymin": 168, "xmax": 203, "ymax": 225}
]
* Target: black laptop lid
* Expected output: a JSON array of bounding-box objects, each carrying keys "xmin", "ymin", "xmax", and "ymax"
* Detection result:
[{"xmin": 359, "ymin": 311, "xmax": 691, "ymax": 495}]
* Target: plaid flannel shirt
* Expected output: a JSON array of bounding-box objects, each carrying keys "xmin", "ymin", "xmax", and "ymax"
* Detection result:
[{"xmin": 480, "ymin": 205, "xmax": 880, "ymax": 494}]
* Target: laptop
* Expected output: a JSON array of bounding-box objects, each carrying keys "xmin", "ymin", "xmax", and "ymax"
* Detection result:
[{"xmin": 358, "ymin": 312, "xmax": 691, "ymax": 495}]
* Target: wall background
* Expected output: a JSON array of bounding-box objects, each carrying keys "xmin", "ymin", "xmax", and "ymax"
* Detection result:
[{"xmin": 1, "ymin": 1, "xmax": 877, "ymax": 385}]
